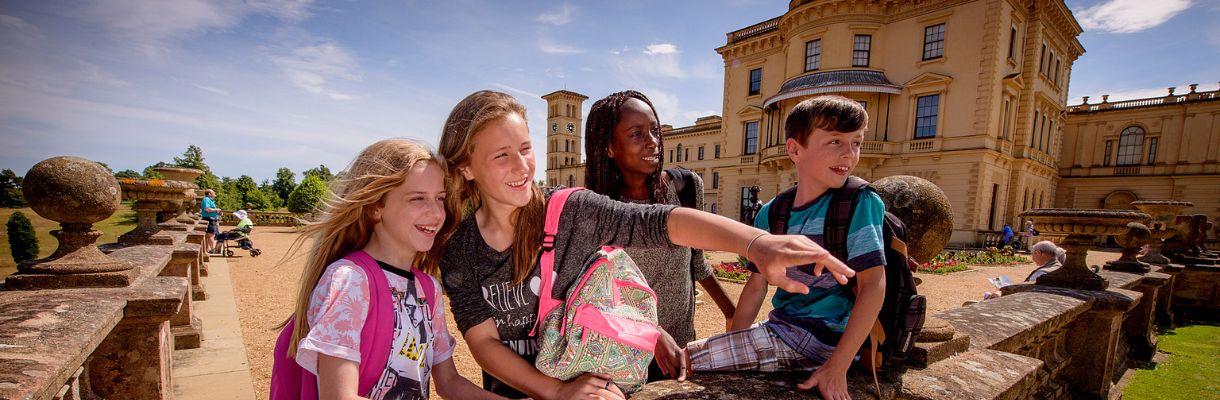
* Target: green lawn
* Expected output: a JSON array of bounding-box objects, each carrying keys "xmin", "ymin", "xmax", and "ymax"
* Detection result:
[
  {"xmin": 1, "ymin": 204, "xmax": 136, "ymax": 280},
  {"xmin": 1125, "ymin": 322, "xmax": 1220, "ymax": 399}
]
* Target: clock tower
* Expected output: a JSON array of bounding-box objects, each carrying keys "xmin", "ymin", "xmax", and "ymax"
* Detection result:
[{"xmin": 542, "ymin": 90, "xmax": 588, "ymax": 187}]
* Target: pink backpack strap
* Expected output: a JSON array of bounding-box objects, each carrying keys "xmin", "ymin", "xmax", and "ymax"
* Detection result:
[
  {"xmin": 343, "ymin": 250, "xmax": 395, "ymax": 397},
  {"xmin": 411, "ymin": 267, "xmax": 437, "ymax": 315},
  {"xmin": 269, "ymin": 314, "xmax": 318, "ymax": 400},
  {"xmin": 530, "ymin": 187, "xmax": 584, "ymax": 336}
]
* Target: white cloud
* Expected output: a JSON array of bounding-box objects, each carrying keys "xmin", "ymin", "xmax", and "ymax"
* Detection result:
[
  {"xmin": 246, "ymin": 0, "xmax": 313, "ymax": 21},
  {"xmin": 644, "ymin": 43, "xmax": 679, "ymax": 55},
  {"xmin": 1075, "ymin": 0, "xmax": 1191, "ymax": 33},
  {"xmin": 272, "ymin": 41, "xmax": 361, "ymax": 100},
  {"xmin": 192, "ymin": 83, "xmax": 231, "ymax": 96},
  {"xmin": 536, "ymin": 4, "xmax": 576, "ymax": 25},
  {"xmin": 538, "ymin": 37, "xmax": 583, "ymax": 54},
  {"xmin": 0, "ymin": 14, "xmax": 45, "ymax": 42},
  {"xmin": 492, "ymin": 82, "xmax": 541, "ymax": 99}
]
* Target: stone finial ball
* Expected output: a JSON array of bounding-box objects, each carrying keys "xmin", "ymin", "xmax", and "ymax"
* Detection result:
[
  {"xmin": 22, "ymin": 156, "xmax": 121, "ymax": 225},
  {"xmin": 872, "ymin": 175, "xmax": 954, "ymax": 263},
  {"xmin": 1116, "ymin": 222, "xmax": 1152, "ymax": 249}
]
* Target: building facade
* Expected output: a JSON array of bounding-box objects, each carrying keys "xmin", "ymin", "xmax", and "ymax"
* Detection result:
[
  {"xmin": 1057, "ymin": 87, "xmax": 1220, "ymax": 217},
  {"xmin": 543, "ymin": 90, "xmax": 588, "ymax": 189},
  {"xmin": 543, "ymin": 0, "xmax": 1218, "ymax": 246}
]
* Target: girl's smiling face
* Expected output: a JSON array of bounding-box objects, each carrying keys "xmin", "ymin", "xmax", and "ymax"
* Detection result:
[
  {"xmin": 372, "ymin": 161, "xmax": 446, "ymax": 255},
  {"xmin": 609, "ymin": 98, "xmax": 662, "ymax": 179},
  {"xmin": 461, "ymin": 113, "xmax": 536, "ymax": 211}
]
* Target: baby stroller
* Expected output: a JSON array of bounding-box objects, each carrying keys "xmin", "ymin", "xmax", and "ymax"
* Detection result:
[{"xmin": 215, "ymin": 210, "xmax": 261, "ymax": 257}]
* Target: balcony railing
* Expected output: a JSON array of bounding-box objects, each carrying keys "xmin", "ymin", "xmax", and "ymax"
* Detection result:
[
  {"xmin": 906, "ymin": 139, "xmax": 939, "ymax": 152},
  {"xmin": 739, "ymin": 155, "xmax": 756, "ymax": 164},
  {"xmin": 727, "ymin": 17, "xmax": 780, "ymax": 44},
  {"xmin": 1068, "ymin": 86, "xmax": 1218, "ymax": 113},
  {"xmin": 1114, "ymin": 166, "xmax": 1141, "ymax": 175}
]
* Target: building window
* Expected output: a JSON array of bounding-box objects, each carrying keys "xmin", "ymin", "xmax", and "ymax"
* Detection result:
[
  {"xmin": 1103, "ymin": 140, "xmax": 1113, "ymax": 166},
  {"xmin": 698, "ymin": 146, "xmax": 705, "ymax": 160},
  {"xmin": 714, "ymin": 144, "xmax": 721, "ymax": 159},
  {"xmin": 1001, "ymin": 98, "xmax": 1011, "ymax": 139},
  {"xmin": 669, "ymin": 150, "xmax": 673, "ymax": 163},
  {"xmin": 712, "ymin": 172, "xmax": 719, "ymax": 189},
  {"xmin": 858, "ymin": 101, "xmax": 867, "ymax": 111},
  {"xmin": 1116, "ymin": 126, "xmax": 1145, "ymax": 166},
  {"xmin": 914, "ymin": 94, "xmax": 939, "ymax": 139},
  {"xmin": 676, "ymin": 144, "xmax": 683, "ymax": 162},
  {"xmin": 1148, "ymin": 137, "xmax": 1158, "ymax": 165},
  {"xmin": 710, "ymin": 203, "xmax": 717, "ymax": 214},
  {"xmin": 1047, "ymin": 50, "xmax": 1055, "ymax": 76},
  {"xmin": 1052, "ymin": 58, "xmax": 1060, "ymax": 85},
  {"xmin": 923, "ymin": 24, "xmax": 945, "ymax": 60},
  {"xmin": 852, "ymin": 35, "xmax": 871, "ymax": 67},
  {"xmin": 744, "ymin": 121, "xmax": 759, "ymax": 154},
  {"xmin": 805, "ymin": 39, "xmax": 821, "ymax": 71},
  {"xmin": 568, "ymin": 175, "xmax": 574, "ymax": 188},
  {"xmin": 748, "ymin": 68, "xmax": 762, "ymax": 96},
  {"xmin": 1031, "ymin": 110, "xmax": 1041, "ymax": 147},
  {"xmin": 685, "ymin": 148, "xmax": 690, "ymax": 162},
  {"xmin": 1008, "ymin": 25, "xmax": 1018, "ymax": 59},
  {"xmin": 1039, "ymin": 43, "xmax": 1046, "ymax": 73}
]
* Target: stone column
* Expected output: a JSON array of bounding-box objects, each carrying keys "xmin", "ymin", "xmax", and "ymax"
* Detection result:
[
  {"xmin": 87, "ymin": 277, "xmax": 186, "ymax": 400},
  {"xmin": 1060, "ymin": 289, "xmax": 1140, "ymax": 399},
  {"xmin": 162, "ymin": 246, "xmax": 204, "ymax": 349},
  {"xmin": 1122, "ymin": 272, "xmax": 1170, "ymax": 361}
]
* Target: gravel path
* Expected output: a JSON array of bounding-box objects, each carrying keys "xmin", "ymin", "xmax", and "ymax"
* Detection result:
[{"xmin": 229, "ymin": 228, "xmax": 1120, "ymax": 398}]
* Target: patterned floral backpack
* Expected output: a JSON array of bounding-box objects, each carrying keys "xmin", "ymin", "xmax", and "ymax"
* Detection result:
[{"xmin": 529, "ymin": 188, "xmax": 661, "ymax": 393}]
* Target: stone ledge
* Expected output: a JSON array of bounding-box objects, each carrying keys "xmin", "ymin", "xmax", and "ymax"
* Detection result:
[
  {"xmin": 937, "ymin": 292, "xmax": 1087, "ymax": 352},
  {"xmin": 632, "ymin": 370, "xmax": 883, "ymax": 399},
  {"xmin": 900, "ymin": 348, "xmax": 1042, "ymax": 400},
  {"xmin": 0, "ymin": 292, "xmax": 126, "ymax": 400}
]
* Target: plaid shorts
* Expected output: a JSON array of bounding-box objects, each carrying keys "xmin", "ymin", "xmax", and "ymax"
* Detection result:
[{"xmin": 687, "ymin": 322, "xmax": 824, "ymax": 372}]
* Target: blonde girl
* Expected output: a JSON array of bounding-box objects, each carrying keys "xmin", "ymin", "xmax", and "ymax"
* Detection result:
[
  {"xmin": 270, "ymin": 139, "xmax": 502, "ymax": 400},
  {"xmin": 428, "ymin": 91, "xmax": 856, "ymax": 399}
]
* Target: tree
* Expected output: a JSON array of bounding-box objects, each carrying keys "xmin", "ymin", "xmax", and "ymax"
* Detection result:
[
  {"xmin": 260, "ymin": 179, "xmax": 284, "ymax": 210},
  {"xmin": 6, "ymin": 211, "xmax": 39, "ymax": 263},
  {"xmin": 287, "ymin": 175, "xmax": 328, "ymax": 213},
  {"xmin": 114, "ymin": 169, "xmax": 141, "ymax": 179},
  {"xmin": 216, "ymin": 177, "xmax": 242, "ymax": 210},
  {"xmin": 272, "ymin": 168, "xmax": 295, "ymax": 203},
  {"xmin": 243, "ymin": 188, "xmax": 274, "ymax": 211},
  {"xmin": 303, "ymin": 165, "xmax": 334, "ymax": 182},
  {"xmin": 142, "ymin": 165, "xmax": 166, "ymax": 179},
  {"xmin": 0, "ymin": 169, "xmax": 26, "ymax": 208},
  {"xmin": 172, "ymin": 145, "xmax": 216, "ymax": 188}
]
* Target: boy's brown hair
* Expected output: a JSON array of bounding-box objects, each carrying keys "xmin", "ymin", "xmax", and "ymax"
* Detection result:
[{"xmin": 784, "ymin": 95, "xmax": 868, "ymax": 145}]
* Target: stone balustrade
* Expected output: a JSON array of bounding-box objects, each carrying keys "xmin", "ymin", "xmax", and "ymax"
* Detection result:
[
  {"xmin": 0, "ymin": 156, "xmax": 209, "ymax": 400},
  {"xmin": 219, "ymin": 210, "xmax": 310, "ymax": 227}
]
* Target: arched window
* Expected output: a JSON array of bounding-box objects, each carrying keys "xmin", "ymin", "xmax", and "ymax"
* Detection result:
[
  {"xmin": 568, "ymin": 175, "xmax": 575, "ymax": 188},
  {"xmin": 1116, "ymin": 126, "xmax": 1144, "ymax": 166},
  {"xmin": 676, "ymin": 144, "xmax": 683, "ymax": 161}
]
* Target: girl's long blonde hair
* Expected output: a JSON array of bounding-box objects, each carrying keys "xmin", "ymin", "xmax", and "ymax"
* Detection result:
[
  {"xmin": 282, "ymin": 138, "xmax": 441, "ymax": 357},
  {"xmin": 426, "ymin": 90, "xmax": 543, "ymax": 285}
]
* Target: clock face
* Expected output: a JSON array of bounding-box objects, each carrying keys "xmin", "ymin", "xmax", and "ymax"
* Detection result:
[
  {"xmin": 551, "ymin": 122, "xmax": 558, "ymax": 133},
  {"xmin": 567, "ymin": 122, "xmax": 575, "ymax": 133}
]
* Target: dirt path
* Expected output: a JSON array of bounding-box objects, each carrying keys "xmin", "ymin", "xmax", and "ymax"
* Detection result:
[{"xmin": 228, "ymin": 228, "xmax": 1119, "ymax": 398}]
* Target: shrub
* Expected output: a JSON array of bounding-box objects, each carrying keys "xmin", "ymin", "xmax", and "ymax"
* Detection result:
[
  {"xmin": 714, "ymin": 262, "xmax": 749, "ymax": 281},
  {"xmin": 6, "ymin": 211, "xmax": 39, "ymax": 263},
  {"xmin": 287, "ymin": 175, "xmax": 328, "ymax": 213}
]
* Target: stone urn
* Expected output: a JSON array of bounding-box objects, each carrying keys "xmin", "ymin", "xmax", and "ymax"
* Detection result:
[
  {"xmin": 872, "ymin": 175, "xmax": 953, "ymax": 263},
  {"xmin": 1131, "ymin": 200, "xmax": 1193, "ymax": 265},
  {"xmin": 152, "ymin": 167, "xmax": 202, "ymax": 228},
  {"xmin": 1021, "ymin": 208, "xmax": 1150, "ymax": 290},
  {"xmin": 7, "ymin": 156, "xmax": 136, "ymax": 289},
  {"xmin": 1103, "ymin": 222, "xmax": 1153, "ymax": 273},
  {"xmin": 117, "ymin": 177, "xmax": 194, "ymax": 245}
]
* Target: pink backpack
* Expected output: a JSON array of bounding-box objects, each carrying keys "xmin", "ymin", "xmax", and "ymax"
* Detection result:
[
  {"xmin": 269, "ymin": 250, "xmax": 436, "ymax": 399},
  {"xmin": 530, "ymin": 188, "xmax": 661, "ymax": 393}
]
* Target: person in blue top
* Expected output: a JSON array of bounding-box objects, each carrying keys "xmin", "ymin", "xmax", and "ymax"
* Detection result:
[
  {"xmin": 686, "ymin": 96, "xmax": 886, "ymax": 400},
  {"xmin": 200, "ymin": 189, "xmax": 221, "ymax": 254},
  {"xmin": 1001, "ymin": 223, "xmax": 1015, "ymax": 248}
]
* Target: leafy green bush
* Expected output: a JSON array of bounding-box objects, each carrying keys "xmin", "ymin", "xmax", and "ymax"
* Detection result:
[
  {"xmin": 6, "ymin": 211, "xmax": 39, "ymax": 263},
  {"xmin": 287, "ymin": 175, "xmax": 328, "ymax": 213}
]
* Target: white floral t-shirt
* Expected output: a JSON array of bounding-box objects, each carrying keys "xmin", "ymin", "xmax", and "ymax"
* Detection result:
[{"xmin": 295, "ymin": 258, "xmax": 455, "ymax": 400}]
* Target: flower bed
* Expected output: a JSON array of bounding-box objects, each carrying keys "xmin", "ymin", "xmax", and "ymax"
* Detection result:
[
  {"xmin": 713, "ymin": 261, "xmax": 749, "ymax": 282},
  {"xmin": 918, "ymin": 248, "xmax": 1030, "ymax": 274}
]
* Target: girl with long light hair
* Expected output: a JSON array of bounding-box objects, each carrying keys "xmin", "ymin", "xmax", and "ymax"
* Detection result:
[
  {"xmin": 270, "ymin": 139, "xmax": 502, "ymax": 400},
  {"xmin": 428, "ymin": 90, "xmax": 856, "ymax": 399}
]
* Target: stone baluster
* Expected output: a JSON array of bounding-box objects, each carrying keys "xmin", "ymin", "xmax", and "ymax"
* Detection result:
[{"xmin": 161, "ymin": 246, "xmax": 204, "ymax": 349}]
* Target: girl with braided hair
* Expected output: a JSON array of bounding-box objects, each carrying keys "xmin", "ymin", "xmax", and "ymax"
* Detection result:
[{"xmin": 584, "ymin": 90, "xmax": 737, "ymax": 382}]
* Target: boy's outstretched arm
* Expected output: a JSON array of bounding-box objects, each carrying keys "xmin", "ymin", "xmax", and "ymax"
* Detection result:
[
  {"xmin": 730, "ymin": 273, "xmax": 769, "ymax": 331},
  {"xmin": 797, "ymin": 266, "xmax": 885, "ymax": 398}
]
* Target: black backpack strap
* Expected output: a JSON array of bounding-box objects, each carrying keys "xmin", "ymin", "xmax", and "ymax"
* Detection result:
[
  {"xmin": 768, "ymin": 186, "xmax": 799, "ymax": 234},
  {"xmin": 823, "ymin": 176, "xmax": 870, "ymax": 262},
  {"xmin": 666, "ymin": 168, "xmax": 697, "ymax": 209}
]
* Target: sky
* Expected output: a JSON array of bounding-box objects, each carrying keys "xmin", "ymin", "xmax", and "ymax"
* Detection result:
[{"xmin": 1, "ymin": 0, "xmax": 1218, "ymax": 183}]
